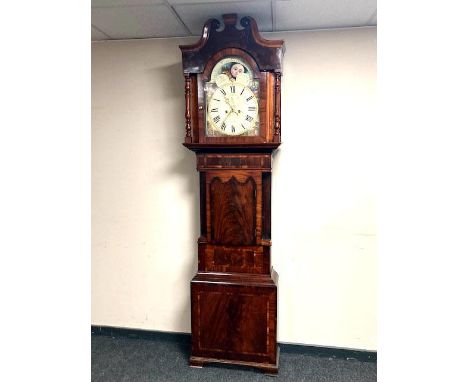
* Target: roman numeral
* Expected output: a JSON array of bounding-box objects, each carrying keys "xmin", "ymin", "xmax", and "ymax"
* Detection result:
[
  {"xmin": 210, "ymin": 108, "xmax": 218, "ymax": 112},
  {"xmin": 248, "ymin": 106, "xmax": 256, "ymax": 111},
  {"xmin": 230, "ymin": 85, "xmax": 235, "ymax": 93},
  {"xmin": 221, "ymin": 122, "xmax": 226, "ymax": 130},
  {"xmin": 213, "ymin": 115, "xmax": 220, "ymax": 123},
  {"xmin": 240, "ymin": 88, "xmax": 245, "ymax": 95},
  {"xmin": 220, "ymin": 89, "xmax": 226, "ymax": 95},
  {"xmin": 231, "ymin": 126, "xmax": 236, "ymax": 133},
  {"xmin": 241, "ymin": 123, "xmax": 246, "ymax": 129},
  {"xmin": 246, "ymin": 96, "xmax": 253, "ymax": 102},
  {"xmin": 245, "ymin": 115, "xmax": 253, "ymax": 122}
]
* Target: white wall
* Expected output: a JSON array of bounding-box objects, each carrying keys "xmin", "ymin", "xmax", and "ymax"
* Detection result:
[{"xmin": 92, "ymin": 27, "xmax": 376, "ymax": 350}]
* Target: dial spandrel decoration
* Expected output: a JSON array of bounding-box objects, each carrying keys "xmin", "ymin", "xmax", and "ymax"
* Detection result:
[{"xmin": 205, "ymin": 57, "xmax": 260, "ymax": 137}]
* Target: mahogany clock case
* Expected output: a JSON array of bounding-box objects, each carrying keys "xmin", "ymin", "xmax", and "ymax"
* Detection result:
[{"xmin": 180, "ymin": 14, "xmax": 284, "ymax": 374}]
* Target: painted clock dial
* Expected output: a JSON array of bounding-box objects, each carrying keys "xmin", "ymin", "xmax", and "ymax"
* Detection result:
[{"xmin": 205, "ymin": 57, "xmax": 260, "ymax": 137}]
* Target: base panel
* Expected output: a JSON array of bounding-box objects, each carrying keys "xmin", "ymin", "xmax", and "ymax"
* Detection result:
[
  {"xmin": 189, "ymin": 346, "xmax": 280, "ymax": 375},
  {"xmin": 191, "ymin": 272, "xmax": 278, "ymax": 370}
]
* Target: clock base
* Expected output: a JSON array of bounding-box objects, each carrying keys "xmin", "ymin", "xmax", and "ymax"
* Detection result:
[
  {"xmin": 190, "ymin": 271, "xmax": 278, "ymax": 374},
  {"xmin": 189, "ymin": 346, "xmax": 280, "ymax": 375}
]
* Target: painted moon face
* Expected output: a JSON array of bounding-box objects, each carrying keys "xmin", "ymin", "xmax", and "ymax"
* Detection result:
[{"xmin": 230, "ymin": 63, "xmax": 245, "ymax": 78}]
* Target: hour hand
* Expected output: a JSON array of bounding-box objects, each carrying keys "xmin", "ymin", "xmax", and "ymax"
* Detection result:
[{"xmin": 224, "ymin": 97, "xmax": 235, "ymax": 112}]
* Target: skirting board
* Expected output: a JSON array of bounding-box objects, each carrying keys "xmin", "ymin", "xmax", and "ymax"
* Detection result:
[{"xmin": 91, "ymin": 325, "xmax": 376, "ymax": 363}]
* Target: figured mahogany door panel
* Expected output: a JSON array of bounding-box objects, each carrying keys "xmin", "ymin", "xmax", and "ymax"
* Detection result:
[
  {"xmin": 199, "ymin": 291, "xmax": 267, "ymax": 355},
  {"xmin": 206, "ymin": 171, "xmax": 262, "ymax": 245},
  {"xmin": 209, "ymin": 176, "xmax": 256, "ymax": 245},
  {"xmin": 191, "ymin": 284, "xmax": 277, "ymax": 363}
]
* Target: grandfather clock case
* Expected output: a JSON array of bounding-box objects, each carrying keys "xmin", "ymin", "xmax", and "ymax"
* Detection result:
[{"xmin": 180, "ymin": 14, "xmax": 284, "ymax": 374}]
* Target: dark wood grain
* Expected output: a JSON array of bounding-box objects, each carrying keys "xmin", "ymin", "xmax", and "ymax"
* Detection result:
[
  {"xmin": 191, "ymin": 272, "xmax": 277, "ymax": 365},
  {"xmin": 179, "ymin": 14, "xmax": 284, "ymax": 74},
  {"xmin": 199, "ymin": 244, "xmax": 266, "ymax": 274},
  {"xmin": 210, "ymin": 176, "xmax": 256, "ymax": 245},
  {"xmin": 184, "ymin": 74, "xmax": 192, "ymax": 142},
  {"xmin": 262, "ymin": 172, "xmax": 271, "ymax": 241},
  {"xmin": 274, "ymin": 73, "xmax": 282, "ymax": 142},
  {"xmin": 184, "ymin": 143, "xmax": 280, "ymax": 153},
  {"xmin": 197, "ymin": 153, "xmax": 271, "ymax": 171},
  {"xmin": 190, "ymin": 351, "xmax": 279, "ymax": 375},
  {"xmin": 199, "ymin": 292, "xmax": 268, "ymax": 354},
  {"xmin": 199, "ymin": 172, "xmax": 207, "ymax": 240},
  {"xmin": 190, "ymin": 74, "xmax": 199, "ymax": 142}
]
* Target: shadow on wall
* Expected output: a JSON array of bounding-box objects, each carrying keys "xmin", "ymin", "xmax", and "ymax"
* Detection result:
[
  {"xmin": 148, "ymin": 62, "xmax": 199, "ymax": 333},
  {"xmin": 150, "ymin": 62, "xmax": 186, "ymax": 101}
]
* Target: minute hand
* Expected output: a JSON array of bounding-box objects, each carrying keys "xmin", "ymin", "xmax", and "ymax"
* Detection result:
[
  {"xmin": 226, "ymin": 95, "xmax": 242, "ymax": 115},
  {"xmin": 218, "ymin": 101, "xmax": 232, "ymax": 127}
]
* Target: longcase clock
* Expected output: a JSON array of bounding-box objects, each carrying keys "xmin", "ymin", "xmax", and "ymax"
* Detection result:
[{"xmin": 179, "ymin": 14, "xmax": 284, "ymax": 374}]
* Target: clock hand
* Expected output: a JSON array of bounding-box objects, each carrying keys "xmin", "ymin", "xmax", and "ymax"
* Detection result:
[
  {"xmin": 225, "ymin": 96, "xmax": 235, "ymax": 111},
  {"xmin": 219, "ymin": 105, "xmax": 233, "ymax": 126},
  {"xmin": 225, "ymin": 96, "xmax": 242, "ymax": 116}
]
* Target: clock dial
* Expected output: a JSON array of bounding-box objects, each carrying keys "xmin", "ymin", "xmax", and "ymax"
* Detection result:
[
  {"xmin": 208, "ymin": 83, "xmax": 258, "ymax": 136},
  {"xmin": 205, "ymin": 56, "xmax": 260, "ymax": 137}
]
